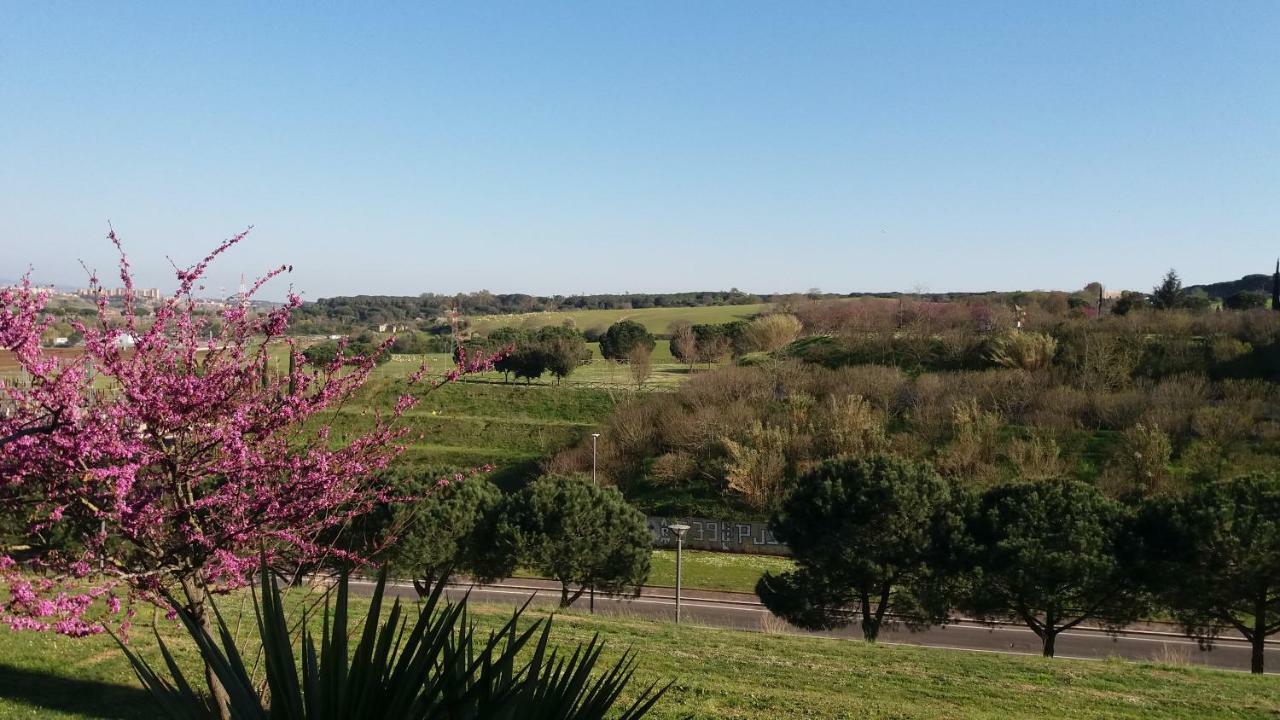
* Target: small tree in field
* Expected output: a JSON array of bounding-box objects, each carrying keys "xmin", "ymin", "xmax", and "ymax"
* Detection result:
[
  {"xmin": 668, "ymin": 321, "xmax": 697, "ymax": 368},
  {"xmin": 384, "ymin": 472, "xmax": 516, "ymax": 596},
  {"xmin": 498, "ymin": 474, "xmax": 651, "ymax": 607},
  {"xmin": 539, "ymin": 326, "xmax": 591, "ymax": 383},
  {"xmin": 599, "ymin": 320, "xmax": 654, "ymax": 361},
  {"xmin": 0, "ymin": 231, "xmax": 495, "ymax": 714},
  {"xmin": 1133, "ymin": 475, "xmax": 1280, "ymax": 674},
  {"xmin": 692, "ymin": 324, "xmax": 731, "ymax": 367},
  {"xmin": 756, "ymin": 455, "xmax": 965, "ymax": 642},
  {"xmin": 627, "ymin": 344, "xmax": 653, "ymax": 388},
  {"xmin": 960, "ymin": 479, "xmax": 1144, "ymax": 657},
  {"xmin": 1151, "ymin": 269, "xmax": 1186, "ymax": 310}
]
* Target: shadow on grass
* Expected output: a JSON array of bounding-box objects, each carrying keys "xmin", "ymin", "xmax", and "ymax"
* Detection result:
[{"xmin": 0, "ymin": 663, "xmax": 157, "ymax": 719}]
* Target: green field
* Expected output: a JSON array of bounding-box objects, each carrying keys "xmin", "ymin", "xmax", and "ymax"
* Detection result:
[
  {"xmin": 513, "ymin": 549, "xmax": 794, "ymax": 594},
  {"xmin": 319, "ymin": 377, "xmax": 616, "ymax": 477},
  {"xmin": 469, "ymin": 303, "xmax": 772, "ymax": 336},
  {"xmin": 1, "ymin": 591, "xmax": 1276, "ymax": 720},
  {"xmin": 645, "ymin": 549, "xmax": 792, "ymax": 592}
]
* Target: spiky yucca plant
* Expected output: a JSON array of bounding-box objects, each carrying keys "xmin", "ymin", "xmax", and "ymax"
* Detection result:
[{"xmin": 115, "ymin": 561, "xmax": 670, "ymax": 719}]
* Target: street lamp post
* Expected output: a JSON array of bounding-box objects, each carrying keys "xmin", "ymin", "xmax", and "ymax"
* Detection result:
[
  {"xmin": 591, "ymin": 433, "xmax": 600, "ymax": 485},
  {"xmin": 667, "ymin": 523, "xmax": 690, "ymax": 624}
]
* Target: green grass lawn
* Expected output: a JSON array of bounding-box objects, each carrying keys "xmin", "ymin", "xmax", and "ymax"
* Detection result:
[
  {"xmin": 468, "ymin": 303, "xmax": 773, "ymax": 336},
  {"xmin": 645, "ymin": 549, "xmax": 792, "ymax": 592},
  {"xmin": 1, "ymin": 590, "xmax": 1276, "ymax": 720},
  {"xmin": 513, "ymin": 549, "xmax": 794, "ymax": 594}
]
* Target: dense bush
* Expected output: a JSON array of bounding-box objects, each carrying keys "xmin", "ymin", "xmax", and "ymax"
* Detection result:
[
  {"xmin": 599, "ymin": 320, "xmax": 655, "ymax": 361},
  {"xmin": 558, "ymin": 354, "xmax": 1280, "ymax": 514}
]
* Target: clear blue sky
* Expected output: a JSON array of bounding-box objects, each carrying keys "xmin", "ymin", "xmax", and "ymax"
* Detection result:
[{"xmin": 2, "ymin": 2, "xmax": 1276, "ymax": 300}]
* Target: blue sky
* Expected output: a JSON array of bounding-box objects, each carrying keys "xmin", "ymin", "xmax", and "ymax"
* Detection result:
[{"xmin": 1, "ymin": 2, "xmax": 1276, "ymax": 300}]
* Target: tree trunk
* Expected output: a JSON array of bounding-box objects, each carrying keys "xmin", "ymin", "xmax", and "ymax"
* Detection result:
[
  {"xmin": 1042, "ymin": 631, "xmax": 1056, "ymax": 658},
  {"xmin": 859, "ymin": 591, "xmax": 879, "ymax": 642},
  {"xmin": 180, "ymin": 577, "xmax": 233, "ymax": 720},
  {"xmin": 1253, "ymin": 599, "xmax": 1267, "ymax": 674},
  {"xmin": 412, "ymin": 572, "xmax": 438, "ymax": 598}
]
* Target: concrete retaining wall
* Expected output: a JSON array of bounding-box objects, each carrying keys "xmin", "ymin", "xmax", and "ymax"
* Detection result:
[{"xmin": 647, "ymin": 516, "xmax": 789, "ymax": 556}]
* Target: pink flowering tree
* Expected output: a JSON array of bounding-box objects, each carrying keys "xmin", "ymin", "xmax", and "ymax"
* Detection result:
[{"xmin": 0, "ymin": 231, "xmax": 494, "ymax": 708}]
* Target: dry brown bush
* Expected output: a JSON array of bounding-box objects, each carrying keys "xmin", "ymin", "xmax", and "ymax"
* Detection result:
[
  {"xmin": 722, "ymin": 422, "xmax": 790, "ymax": 511},
  {"xmin": 935, "ymin": 399, "xmax": 1004, "ymax": 486},
  {"xmin": 953, "ymin": 369, "xmax": 1038, "ymax": 419},
  {"xmin": 1100, "ymin": 423, "xmax": 1177, "ymax": 499},
  {"xmin": 627, "ymin": 344, "xmax": 653, "ymax": 388},
  {"xmin": 1141, "ymin": 374, "xmax": 1209, "ymax": 436},
  {"xmin": 1004, "ymin": 432, "xmax": 1068, "ymax": 482},
  {"xmin": 744, "ymin": 313, "xmax": 804, "ymax": 353},
  {"xmin": 815, "ymin": 394, "xmax": 887, "ymax": 458},
  {"xmin": 648, "ymin": 452, "xmax": 696, "ymax": 486},
  {"xmin": 1091, "ymin": 388, "xmax": 1149, "ymax": 430},
  {"xmin": 1025, "ymin": 385, "xmax": 1089, "ymax": 431},
  {"xmin": 986, "ymin": 331, "xmax": 1057, "ymax": 372}
]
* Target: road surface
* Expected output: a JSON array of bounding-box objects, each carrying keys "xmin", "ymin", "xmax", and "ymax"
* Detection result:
[{"xmin": 343, "ymin": 577, "xmax": 1277, "ymax": 675}]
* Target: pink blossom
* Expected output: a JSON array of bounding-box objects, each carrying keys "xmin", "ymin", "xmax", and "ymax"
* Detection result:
[{"xmin": 0, "ymin": 229, "xmax": 490, "ymax": 636}]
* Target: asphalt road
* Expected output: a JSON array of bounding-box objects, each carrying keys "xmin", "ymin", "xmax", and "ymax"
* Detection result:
[{"xmin": 346, "ymin": 577, "xmax": 1277, "ymax": 675}]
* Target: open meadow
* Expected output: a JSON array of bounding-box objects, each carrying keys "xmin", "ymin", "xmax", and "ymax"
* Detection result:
[{"xmin": 468, "ymin": 303, "xmax": 772, "ymax": 336}]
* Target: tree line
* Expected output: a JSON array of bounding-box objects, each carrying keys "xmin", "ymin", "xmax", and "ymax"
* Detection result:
[
  {"xmin": 288, "ymin": 289, "xmax": 768, "ymax": 333},
  {"xmin": 382, "ymin": 472, "xmax": 651, "ymax": 609},
  {"xmin": 758, "ymin": 454, "xmax": 1280, "ymax": 673}
]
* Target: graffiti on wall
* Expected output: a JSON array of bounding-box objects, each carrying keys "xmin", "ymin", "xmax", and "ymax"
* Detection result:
[{"xmin": 647, "ymin": 516, "xmax": 789, "ymax": 556}]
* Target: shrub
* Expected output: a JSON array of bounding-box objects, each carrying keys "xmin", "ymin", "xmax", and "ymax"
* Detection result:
[
  {"xmin": 984, "ymin": 330, "xmax": 1057, "ymax": 372},
  {"xmin": 744, "ymin": 313, "xmax": 804, "ymax": 353}
]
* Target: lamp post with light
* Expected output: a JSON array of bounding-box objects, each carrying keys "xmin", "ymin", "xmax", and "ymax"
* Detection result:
[
  {"xmin": 667, "ymin": 523, "xmax": 690, "ymax": 624},
  {"xmin": 591, "ymin": 432, "xmax": 600, "ymax": 485}
]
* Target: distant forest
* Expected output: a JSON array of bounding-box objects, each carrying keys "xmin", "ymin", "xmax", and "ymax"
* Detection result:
[
  {"xmin": 1186, "ymin": 273, "xmax": 1273, "ymax": 300},
  {"xmin": 289, "ymin": 289, "xmax": 766, "ymax": 332},
  {"xmin": 288, "ymin": 288, "xmax": 1027, "ymax": 334},
  {"xmin": 286, "ymin": 268, "xmax": 1278, "ymax": 334}
]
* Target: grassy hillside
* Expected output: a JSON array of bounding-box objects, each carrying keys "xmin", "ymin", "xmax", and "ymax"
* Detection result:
[
  {"xmin": 0, "ymin": 592, "xmax": 1276, "ymax": 720},
  {"xmin": 469, "ymin": 303, "xmax": 772, "ymax": 335},
  {"xmin": 325, "ymin": 378, "xmax": 616, "ymax": 478}
]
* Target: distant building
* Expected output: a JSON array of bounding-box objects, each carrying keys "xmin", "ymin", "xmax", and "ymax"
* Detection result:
[{"xmin": 76, "ymin": 287, "xmax": 163, "ymax": 300}]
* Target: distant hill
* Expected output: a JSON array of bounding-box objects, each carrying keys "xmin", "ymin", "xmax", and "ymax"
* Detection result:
[{"xmin": 1187, "ymin": 273, "xmax": 1274, "ymax": 300}]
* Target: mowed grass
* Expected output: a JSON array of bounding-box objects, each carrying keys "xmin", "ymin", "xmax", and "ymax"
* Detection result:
[
  {"xmin": 319, "ymin": 376, "xmax": 617, "ymax": 471},
  {"xmin": 512, "ymin": 550, "xmax": 794, "ymax": 594},
  {"xmin": 469, "ymin": 303, "xmax": 773, "ymax": 336},
  {"xmin": 1, "ymin": 588, "xmax": 1277, "ymax": 720},
  {"xmin": 646, "ymin": 549, "xmax": 793, "ymax": 592}
]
